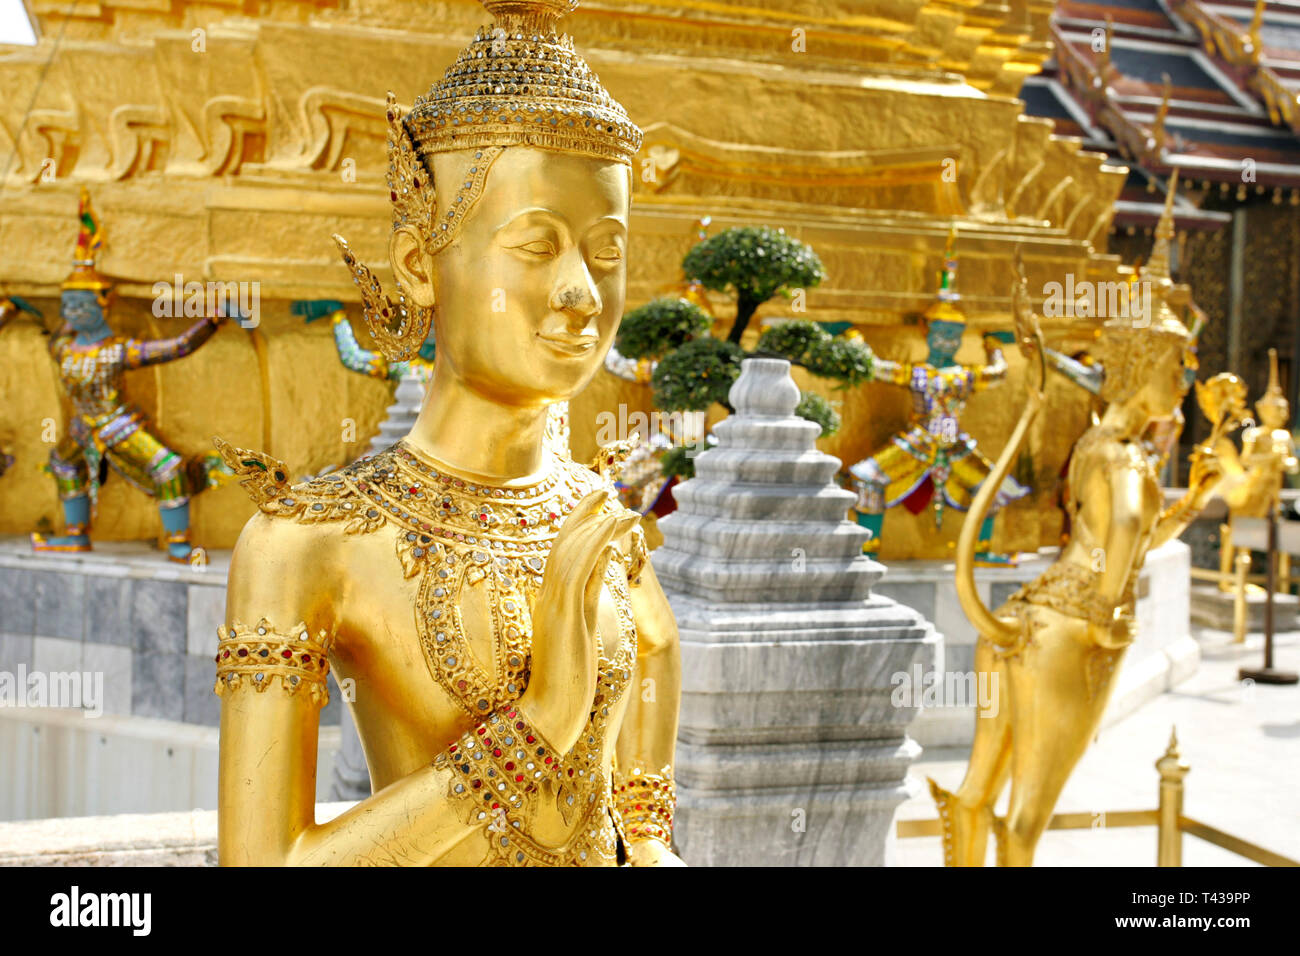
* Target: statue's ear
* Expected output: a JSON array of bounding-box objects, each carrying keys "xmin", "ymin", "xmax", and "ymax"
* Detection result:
[{"xmin": 390, "ymin": 225, "xmax": 436, "ymax": 310}]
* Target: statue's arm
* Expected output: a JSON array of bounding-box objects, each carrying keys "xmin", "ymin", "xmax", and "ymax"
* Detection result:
[
  {"xmin": 331, "ymin": 311, "xmax": 394, "ymax": 379},
  {"xmin": 872, "ymin": 357, "xmax": 909, "ymax": 387},
  {"xmin": 972, "ymin": 335, "xmax": 1009, "ymax": 390},
  {"xmin": 1150, "ymin": 441, "xmax": 1227, "ymax": 549},
  {"xmin": 1083, "ymin": 448, "xmax": 1146, "ymax": 604},
  {"xmin": 126, "ymin": 314, "xmax": 222, "ymax": 368},
  {"xmin": 614, "ymin": 524, "xmax": 683, "ymax": 864},
  {"xmin": 218, "ymin": 516, "xmax": 488, "ymax": 866}
]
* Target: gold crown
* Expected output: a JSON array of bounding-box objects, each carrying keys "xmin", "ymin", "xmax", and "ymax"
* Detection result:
[
  {"xmin": 1090, "ymin": 170, "xmax": 1203, "ymax": 404},
  {"xmin": 1117, "ymin": 167, "xmax": 1192, "ymax": 344},
  {"xmin": 404, "ymin": 0, "xmax": 642, "ymax": 166}
]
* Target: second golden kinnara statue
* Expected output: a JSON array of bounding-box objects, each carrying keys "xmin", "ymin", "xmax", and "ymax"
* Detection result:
[
  {"xmin": 930, "ymin": 201, "xmax": 1234, "ymax": 866},
  {"xmin": 214, "ymin": 0, "xmax": 683, "ymax": 866}
]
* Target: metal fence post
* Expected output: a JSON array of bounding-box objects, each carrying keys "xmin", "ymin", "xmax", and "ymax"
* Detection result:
[{"xmin": 1156, "ymin": 727, "xmax": 1189, "ymax": 867}]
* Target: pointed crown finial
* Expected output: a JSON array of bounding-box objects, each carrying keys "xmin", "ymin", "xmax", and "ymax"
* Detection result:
[{"xmin": 63, "ymin": 187, "xmax": 111, "ymax": 292}]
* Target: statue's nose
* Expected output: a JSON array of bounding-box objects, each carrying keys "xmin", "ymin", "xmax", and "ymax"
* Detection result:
[{"xmin": 551, "ymin": 255, "xmax": 602, "ymax": 331}]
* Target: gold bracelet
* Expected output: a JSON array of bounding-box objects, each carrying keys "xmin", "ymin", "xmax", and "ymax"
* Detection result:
[
  {"xmin": 613, "ymin": 764, "xmax": 675, "ymax": 846},
  {"xmin": 214, "ymin": 619, "xmax": 332, "ymax": 706},
  {"xmin": 625, "ymin": 522, "xmax": 649, "ymax": 587},
  {"xmin": 433, "ymin": 704, "xmax": 565, "ymax": 817}
]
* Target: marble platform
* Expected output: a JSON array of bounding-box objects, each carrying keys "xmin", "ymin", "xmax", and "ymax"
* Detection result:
[
  {"xmin": 0, "ymin": 538, "xmax": 342, "ymax": 820},
  {"xmin": 1189, "ymin": 583, "xmax": 1300, "ymax": 632},
  {"xmin": 654, "ymin": 358, "xmax": 938, "ymax": 866},
  {"xmin": 877, "ymin": 540, "xmax": 1200, "ymax": 748}
]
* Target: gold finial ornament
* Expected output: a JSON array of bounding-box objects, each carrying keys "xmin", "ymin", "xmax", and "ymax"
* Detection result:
[
  {"xmin": 1145, "ymin": 167, "xmax": 1179, "ymax": 284},
  {"xmin": 334, "ymin": 0, "xmax": 643, "ymax": 360},
  {"xmin": 922, "ymin": 224, "xmax": 964, "ymax": 325},
  {"xmin": 1258, "ymin": 347, "xmax": 1290, "ymax": 422}
]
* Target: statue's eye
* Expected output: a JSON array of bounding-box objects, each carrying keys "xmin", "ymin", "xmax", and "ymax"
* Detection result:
[
  {"xmin": 593, "ymin": 246, "xmax": 623, "ymax": 263},
  {"xmin": 516, "ymin": 240, "xmax": 556, "ymax": 257}
]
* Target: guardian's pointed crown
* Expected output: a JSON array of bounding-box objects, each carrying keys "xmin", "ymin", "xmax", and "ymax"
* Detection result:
[{"xmin": 63, "ymin": 187, "xmax": 111, "ymax": 292}]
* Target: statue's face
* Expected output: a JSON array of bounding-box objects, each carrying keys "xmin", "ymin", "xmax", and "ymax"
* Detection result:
[
  {"xmin": 62, "ymin": 290, "xmax": 106, "ymax": 333},
  {"xmin": 1140, "ymin": 347, "xmax": 1194, "ymax": 422},
  {"xmin": 925, "ymin": 319, "xmax": 963, "ymax": 366},
  {"xmin": 1257, "ymin": 394, "xmax": 1289, "ymax": 429},
  {"xmin": 425, "ymin": 147, "xmax": 630, "ymax": 406}
]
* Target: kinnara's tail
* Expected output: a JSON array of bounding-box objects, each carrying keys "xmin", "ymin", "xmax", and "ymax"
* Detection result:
[{"xmin": 956, "ymin": 264, "xmax": 1047, "ymax": 646}]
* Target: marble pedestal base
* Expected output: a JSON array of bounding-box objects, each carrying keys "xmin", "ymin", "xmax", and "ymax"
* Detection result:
[
  {"xmin": 0, "ymin": 536, "xmax": 342, "ymax": 820},
  {"xmin": 1189, "ymin": 584, "xmax": 1300, "ymax": 632},
  {"xmin": 664, "ymin": 595, "xmax": 938, "ymax": 866},
  {"xmin": 654, "ymin": 359, "xmax": 938, "ymax": 867}
]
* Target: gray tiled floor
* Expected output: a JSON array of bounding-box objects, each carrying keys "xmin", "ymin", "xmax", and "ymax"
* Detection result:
[{"xmin": 897, "ymin": 627, "xmax": 1300, "ymax": 867}]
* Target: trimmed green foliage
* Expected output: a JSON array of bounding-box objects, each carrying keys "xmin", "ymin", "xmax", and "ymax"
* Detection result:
[
  {"xmin": 651, "ymin": 337, "xmax": 745, "ymax": 412},
  {"xmin": 795, "ymin": 390, "xmax": 841, "ymax": 438},
  {"xmin": 616, "ymin": 297, "xmax": 712, "ymax": 361}
]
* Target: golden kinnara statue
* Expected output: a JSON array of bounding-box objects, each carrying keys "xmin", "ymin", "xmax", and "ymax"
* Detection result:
[
  {"xmin": 1217, "ymin": 347, "xmax": 1298, "ymax": 589},
  {"xmin": 214, "ymin": 0, "xmax": 682, "ymax": 867},
  {"xmin": 930, "ymin": 225, "xmax": 1235, "ymax": 865}
]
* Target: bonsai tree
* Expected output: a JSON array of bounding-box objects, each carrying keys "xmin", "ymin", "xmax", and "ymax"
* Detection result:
[
  {"xmin": 617, "ymin": 226, "xmax": 870, "ymax": 481},
  {"xmin": 614, "ymin": 297, "xmax": 712, "ymax": 363},
  {"xmin": 682, "ymin": 225, "xmax": 828, "ymax": 344}
]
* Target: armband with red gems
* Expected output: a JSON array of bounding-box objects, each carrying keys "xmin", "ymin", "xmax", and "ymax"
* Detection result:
[
  {"xmin": 432, "ymin": 705, "xmax": 565, "ymax": 819},
  {"xmin": 214, "ymin": 619, "xmax": 332, "ymax": 706},
  {"xmin": 613, "ymin": 764, "xmax": 675, "ymax": 847}
]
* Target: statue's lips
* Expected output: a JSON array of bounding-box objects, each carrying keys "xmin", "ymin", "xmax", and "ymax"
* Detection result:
[{"xmin": 537, "ymin": 331, "xmax": 598, "ymax": 356}]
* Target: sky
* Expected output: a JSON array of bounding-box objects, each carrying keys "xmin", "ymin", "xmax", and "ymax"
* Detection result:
[{"xmin": 0, "ymin": 0, "xmax": 37, "ymax": 46}]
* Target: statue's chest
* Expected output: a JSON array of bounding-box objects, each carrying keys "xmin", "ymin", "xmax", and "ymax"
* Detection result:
[
  {"xmin": 412, "ymin": 536, "xmax": 634, "ymax": 721},
  {"xmin": 316, "ymin": 445, "xmax": 635, "ymax": 719},
  {"xmin": 60, "ymin": 343, "xmax": 122, "ymax": 394},
  {"xmin": 911, "ymin": 367, "xmax": 971, "ymax": 415}
]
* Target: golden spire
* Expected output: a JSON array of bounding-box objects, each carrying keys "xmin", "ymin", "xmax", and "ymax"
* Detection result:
[
  {"xmin": 1257, "ymin": 347, "xmax": 1289, "ymax": 422},
  {"xmin": 1151, "ymin": 74, "xmax": 1172, "ymax": 156},
  {"xmin": 1248, "ymin": 0, "xmax": 1266, "ymax": 59},
  {"xmin": 1144, "ymin": 167, "xmax": 1179, "ymax": 285}
]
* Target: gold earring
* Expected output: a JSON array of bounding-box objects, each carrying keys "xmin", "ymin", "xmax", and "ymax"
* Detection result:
[{"xmin": 333, "ymin": 235, "xmax": 434, "ymax": 363}]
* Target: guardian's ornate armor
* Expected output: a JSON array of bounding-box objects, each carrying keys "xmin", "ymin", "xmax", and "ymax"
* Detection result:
[
  {"xmin": 848, "ymin": 233, "xmax": 1028, "ymax": 557},
  {"xmin": 33, "ymin": 189, "xmax": 225, "ymax": 561},
  {"xmin": 47, "ymin": 318, "xmax": 221, "ymax": 505},
  {"xmin": 850, "ymin": 347, "xmax": 1022, "ymax": 521}
]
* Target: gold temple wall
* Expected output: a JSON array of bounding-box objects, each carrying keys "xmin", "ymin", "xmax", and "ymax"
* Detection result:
[{"xmin": 0, "ymin": 0, "xmax": 1128, "ymax": 555}]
